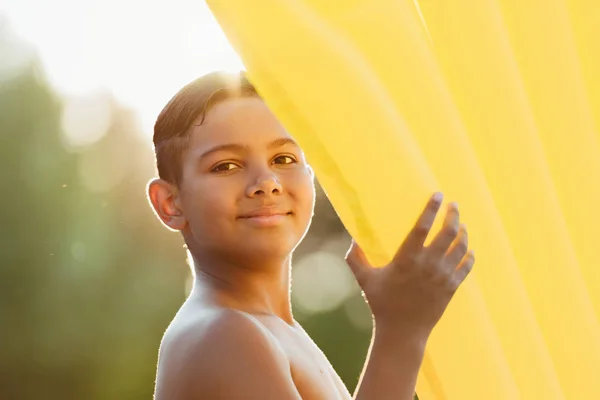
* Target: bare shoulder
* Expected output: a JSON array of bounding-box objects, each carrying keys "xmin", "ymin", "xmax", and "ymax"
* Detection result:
[
  {"xmin": 159, "ymin": 307, "xmax": 280, "ymax": 362},
  {"xmin": 154, "ymin": 307, "xmax": 301, "ymax": 400}
]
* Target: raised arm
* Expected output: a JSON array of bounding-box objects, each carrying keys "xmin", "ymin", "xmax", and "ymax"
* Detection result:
[
  {"xmin": 154, "ymin": 310, "xmax": 303, "ymax": 400},
  {"xmin": 347, "ymin": 193, "xmax": 475, "ymax": 400}
]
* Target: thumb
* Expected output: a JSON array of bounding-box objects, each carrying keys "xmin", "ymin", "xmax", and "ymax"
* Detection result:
[{"xmin": 345, "ymin": 239, "xmax": 371, "ymax": 286}]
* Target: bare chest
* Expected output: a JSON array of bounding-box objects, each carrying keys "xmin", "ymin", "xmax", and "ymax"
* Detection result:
[
  {"xmin": 288, "ymin": 345, "xmax": 348, "ymax": 400},
  {"xmin": 259, "ymin": 320, "xmax": 351, "ymax": 400}
]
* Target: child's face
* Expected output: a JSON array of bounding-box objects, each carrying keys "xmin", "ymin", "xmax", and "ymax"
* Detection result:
[{"xmin": 178, "ymin": 97, "xmax": 315, "ymax": 264}]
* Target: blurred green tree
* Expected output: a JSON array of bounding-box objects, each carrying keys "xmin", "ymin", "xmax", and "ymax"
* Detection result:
[{"xmin": 0, "ymin": 25, "xmax": 188, "ymax": 399}]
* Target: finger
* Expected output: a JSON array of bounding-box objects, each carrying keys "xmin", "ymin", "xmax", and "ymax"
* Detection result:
[
  {"xmin": 427, "ymin": 202, "xmax": 460, "ymax": 259},
  {"xmin": 397, "ymin": 192, "xmax": 443, "ymax": 258},
  {"xmin": 444, "ymin": 223, "xmax": 468, "ymax": 269},
  {"xmin": 453, "ymin": 249, "xmax": 475, "ymax": 285},
  {"xmin": 345, "ymin": 240, "xmax": 371, "ymax": 286}
]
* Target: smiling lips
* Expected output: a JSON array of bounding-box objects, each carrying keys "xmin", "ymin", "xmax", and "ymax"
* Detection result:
[{"xmin": 238, "ymin": 208, "xmax": 292, "ymax": 227}]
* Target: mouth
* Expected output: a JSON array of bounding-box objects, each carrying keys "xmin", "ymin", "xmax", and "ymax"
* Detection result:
[
  {"xmin": 239, "ymin": 211, "xmax": 293, "ymax": 218},
  {"xmin": 238, "ymin": 212, "xmax": 293, "ymax": 227}
]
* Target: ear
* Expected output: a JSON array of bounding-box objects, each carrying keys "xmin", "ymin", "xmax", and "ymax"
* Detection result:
[{"xmin": 146, "ymin": 178, "xmax": 187, "ymax": 232}]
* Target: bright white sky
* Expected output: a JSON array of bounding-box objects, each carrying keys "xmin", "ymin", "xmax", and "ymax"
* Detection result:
[{"xmin": 0, "ymin": 0, "xmax": 244, "ymax": 138}]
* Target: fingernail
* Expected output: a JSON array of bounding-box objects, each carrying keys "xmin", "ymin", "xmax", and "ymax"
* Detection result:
[{"xmin": 432, "ymin": 192, "xmax": 443, "ymax": 203}]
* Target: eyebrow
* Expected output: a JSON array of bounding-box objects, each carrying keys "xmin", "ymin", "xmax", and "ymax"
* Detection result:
[{"xmin": 198, "ymin": 137, "xmax": 299, "ymax": 160}]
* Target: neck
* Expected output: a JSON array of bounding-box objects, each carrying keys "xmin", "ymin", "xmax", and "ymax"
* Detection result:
[{"xmin": 190, "ymin": 252, "xmax": 295, "ymax": 325}]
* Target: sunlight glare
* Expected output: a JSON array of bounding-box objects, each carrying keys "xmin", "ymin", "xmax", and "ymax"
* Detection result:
[{"xmin": 1, "ymin": 0, "xmax": 244, "ymax": 141}]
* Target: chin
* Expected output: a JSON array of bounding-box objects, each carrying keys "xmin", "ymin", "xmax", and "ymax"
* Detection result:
[{"xmin": 242, "ymin": 236, "xmax": 299, "ymax": 260}]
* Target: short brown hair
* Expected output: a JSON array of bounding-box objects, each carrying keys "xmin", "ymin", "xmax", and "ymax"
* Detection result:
[{"xmin": 153, "ymin": 71, "xmax": 258, "ymax": 186}]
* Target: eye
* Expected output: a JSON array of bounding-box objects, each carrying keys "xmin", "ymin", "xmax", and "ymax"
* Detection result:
[
  {"xmin": 211, "ymin": 162, "xmax": 240, "ymax": 173},
  {"xmin": 272, "ymin": 155, "xmax": 297, "ymax": 165}
]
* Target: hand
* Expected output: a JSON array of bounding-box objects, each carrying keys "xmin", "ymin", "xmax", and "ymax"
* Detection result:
[{"xmin": 345, "ymin": 192, "xmax": 475, "ymax": 338}]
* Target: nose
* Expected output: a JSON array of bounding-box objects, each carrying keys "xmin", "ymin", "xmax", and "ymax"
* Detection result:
[{"xmin": 246, "ymin": 173, "xmax": 283, "ymax": 197}]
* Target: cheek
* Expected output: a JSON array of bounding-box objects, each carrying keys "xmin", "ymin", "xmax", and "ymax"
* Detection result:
[
  {"xmin": 291, "ymin": 171, "xmax": 316, "ymax": 220},
  {"xmin": 185, "ymin": 182, "xmax": 236, "ymax": 240}
]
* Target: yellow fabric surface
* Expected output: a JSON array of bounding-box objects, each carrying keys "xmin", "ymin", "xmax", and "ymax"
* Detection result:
[{"xmin": 206, "ymin": 1, "xmax": 600, "ymax": 398}]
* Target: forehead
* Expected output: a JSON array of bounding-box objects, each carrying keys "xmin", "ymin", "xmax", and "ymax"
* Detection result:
[{"xmin": 188, "ymin": 97, "xmax": 293, "ymax": 152}]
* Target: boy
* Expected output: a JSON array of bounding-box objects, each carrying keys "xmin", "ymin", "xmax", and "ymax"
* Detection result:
[{"xmin": 147, "ymin": 71, "xmax": 474, "ymax": 399}]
